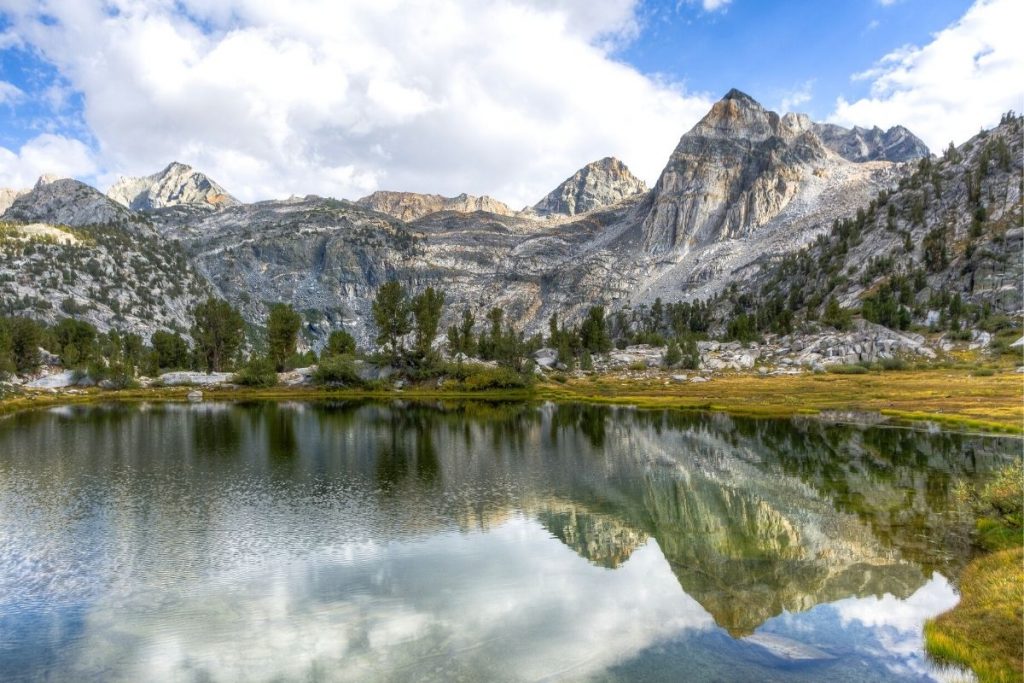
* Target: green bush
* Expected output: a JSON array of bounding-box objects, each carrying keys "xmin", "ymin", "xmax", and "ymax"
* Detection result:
[
  {"xmin": 313, "ymin": 355, "xmax": 363, "ymax": 386},
  {"xmin": 827, "ymin": 364, "xmax": 870, "ymax": 375},
  {"xmin": 233, "ymin": 356, "xmax": 278, "ymax": 387},
  {"xmin": 879, "ymin": 357, "xmax": 907, "ymax": 371},
  {"xmin": 972, "ymin": 367, "xmax": 996, "ymax": 377},
  {"xmin": 459, "ymin": 365, "xmax": 532, "ymax": 391}
]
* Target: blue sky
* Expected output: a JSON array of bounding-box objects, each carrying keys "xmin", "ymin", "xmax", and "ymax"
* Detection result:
[
  {"xmin": 0, "ymin": 0, "xmax": 1020, "ymax": 205},
  {"xmin": 622, "ymin": 0, "xmax": 973, "ymax": 120}
]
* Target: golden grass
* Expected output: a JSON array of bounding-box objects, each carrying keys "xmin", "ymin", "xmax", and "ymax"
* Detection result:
[
  {"xmin": 536, "ymin": 369, "xmax": 1024, "ymax": 433},
  {"xmin": 924, "ymin": 547, "xmax": 1024, "ymax": 683},
  {"xmin": 1, "ymin": 367, "xmax": 1021, "ymax": 433}
]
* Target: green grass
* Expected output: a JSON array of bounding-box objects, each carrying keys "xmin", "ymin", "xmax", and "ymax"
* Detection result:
[{"xmin": 924, "ymin": 548, "xmax": 1024, "ymax": 683}]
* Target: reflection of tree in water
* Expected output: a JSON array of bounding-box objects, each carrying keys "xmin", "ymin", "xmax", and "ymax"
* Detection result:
[
  {"xmin": 549, "ymin": 404, "xmax": 607, "ymax": 449},
  {"xmin": 264, "ymin": 404, "xmax": 298, "ymax": 461},
  {"xmin": 374, "ymin": 408, "xmax": 441, "ymax": 490},
  {"xmin": 190, "ymin": 407, "xmax": 242, "ymax": 456}
]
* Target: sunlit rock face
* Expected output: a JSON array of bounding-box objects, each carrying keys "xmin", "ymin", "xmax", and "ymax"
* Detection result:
[
  {"xmin": 641, "ymin": 89, "xmax": 831, "ymax": 253},
  {"xmin": 812, "ymin": 123, "xmax": 930, "ymax": 163},
  {"xmin": 356, "ymin": 190, "xmax": 515, "ymax": 221},
  {"xmin": 531, "ymin": 157, "xmax": 648, "ymax": 218},
  {"xmin": 108, "ymin": 162, "xmax": 239, "ymax": 211},
  {"xmin": 4, "ymin": 177, "xmax": 135, "ymax": 226}
]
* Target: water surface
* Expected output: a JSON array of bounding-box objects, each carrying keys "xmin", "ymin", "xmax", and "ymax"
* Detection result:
[{"xmin": 0, "ymin": 401, "xmax": 1017, "ymax": 682}]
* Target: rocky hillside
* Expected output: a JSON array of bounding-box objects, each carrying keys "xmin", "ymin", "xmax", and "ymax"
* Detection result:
[
  {"xmin": 5, "ymin": 177, "xmax": 138, "ymax": 227},
  {"xmin": 0, "ymin": 218, "xmax": 209, "ymax": 338},
  {"xmin": 108, "ymin": 162, "xmax": 239, "ymax": 211},
  {"xmin": 723, "ymin": 113, "xmax": 1023, "ymax": 332},
  {"xmin": 812, "ymin": 123, "xmax": 930, "ymax": 163},
  {"xmin": 356, "ymin": 191, "xmax": 514, "ymax": 221},
  {"xmin": 4, "ymin": 89, "xmax": 1014, "ymax": 354},
  {"xmin": 531, "ymin": 157, "xmax": 647, "ymax": 217}
]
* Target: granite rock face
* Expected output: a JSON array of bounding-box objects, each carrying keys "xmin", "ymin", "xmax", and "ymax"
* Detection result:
[
  {"xmin": 0, "ymin": 187, "xmax": 28, "ymax": 214},
  {"xmin": 356, "ymin": 191, "xmax": 514, "ymax": 221},
  {"xmin": 108, "ymin": 161, "xmax": 239, "ymax": 211},
  {"xmin": 812, "ymin": 123, "xmax": 930, "ymax": 163},
  {"xmin": 641, "ymin": 89, "xmax": 831, "ymax": 253},
  {"xmin": 532, "ymin": 157, "xmax": 647, "ymax": 217},
  {"xmin": 3, "ymin": 177, "xmax": 135, "ymax": 226}
]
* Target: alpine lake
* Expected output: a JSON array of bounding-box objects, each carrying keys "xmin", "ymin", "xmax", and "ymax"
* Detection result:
[{"xmin": 0, "ymin": 400, "xmax": 1018, "ymax": 682}]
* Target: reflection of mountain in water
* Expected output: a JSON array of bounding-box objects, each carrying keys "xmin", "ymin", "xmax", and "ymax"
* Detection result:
[
  {"xmin": 536, "ymin": 503, "xmax": 648, "ymax": 569},
  {"xmin": 0, "ymin": 401, "xmax": 1015, "ymax": 638}
]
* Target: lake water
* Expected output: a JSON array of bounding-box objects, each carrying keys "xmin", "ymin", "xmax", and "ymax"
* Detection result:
[{"xmin": 0, "ymin": 401, "xmax": 1018, "ymax": 682}]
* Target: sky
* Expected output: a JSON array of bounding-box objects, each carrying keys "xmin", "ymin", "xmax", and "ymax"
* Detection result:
[{"xmin": 0, "ymin": 0, "xmax": 1021, "ymax": 207}]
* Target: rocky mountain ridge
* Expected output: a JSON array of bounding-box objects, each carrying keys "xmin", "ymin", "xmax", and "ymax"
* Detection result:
[
  {"xmin": 812, "ymin": 122, "xmax": 931, "ymax": 163},
  {"xmin": 531, "ymin": 156, "xmax": 647, "ymax": 217},
  {"xmin": 108, "ymin": 161, "xmax": 239, "ymax": 211},
  {"xmin": 7, "ymin": 89, "xmax": 1015, "ymax": 358},
  {"xmin": 355, "ymin": 191, "xmax": 515, "ymax": 221}
]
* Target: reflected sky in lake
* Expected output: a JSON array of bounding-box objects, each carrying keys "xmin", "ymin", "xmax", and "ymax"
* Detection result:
[{"xmin": 0, "ymin": 401, "xmax": 1017, "ymax": 682}]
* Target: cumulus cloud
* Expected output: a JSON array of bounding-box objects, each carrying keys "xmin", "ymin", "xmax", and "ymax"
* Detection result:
[
  {"xmin": 0, "ymin": 0, "xmax": 714, "ymax": 206},
  {"xmin": 0, "ymin": 80, "xmax": 24, "ymax": 105},
  {"xmin": 831, "ymin": 0, "xmax": 1024, "ymax": 149},
  {"xmin": 0, "ymin": 134, "xmax": 99, "ymax": 189},
  {"xmin": 779, "ymin": 80, "xmax": 815, "ymax": 114}
]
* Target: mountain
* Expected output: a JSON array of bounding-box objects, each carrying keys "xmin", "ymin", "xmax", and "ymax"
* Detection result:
[
  {"xmin": 641, "ymin": 89, "xmax": 835, "ymax": 253},
  {"xmin": 722, "ymin": 114, "xmax": 1023, "ymax": 330},
  {"xmin": 3, "ymin": 177, "xmax": 137, "ymax": 226},
  {"xmin": 0, "ymin": 187, "xmax": 27, "ymax": 215},
  {"xmin": 531, "ymin": 157, "xmax": 647, "ymax": 217},
  {"xmin": 812, "ymin": 123, "xmax": 930, "ymax": 163},
  {"xmin": 1, "ymin": 89, "xmax": 1012, "ymax": 351},
  {"xmin": 108, "ymin": 161, "xmax": 239, "ymax": 211},
  {"xmin": 356, "ymin": 191, "xmax": 514, "ymax": 221}
]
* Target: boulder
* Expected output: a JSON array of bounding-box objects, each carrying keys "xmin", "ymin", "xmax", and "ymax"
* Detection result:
[{"xmin": 159, "ymin": 371, "xmax": 233, "ymax": 386}]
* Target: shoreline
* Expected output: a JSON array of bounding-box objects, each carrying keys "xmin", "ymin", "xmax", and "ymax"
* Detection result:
[{"xmin": 3, "ymin": 368, "xmax": 1021, "ymax": 434}]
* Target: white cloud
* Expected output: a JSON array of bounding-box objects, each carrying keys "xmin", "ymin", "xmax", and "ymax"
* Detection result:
[
  {"xmin": 779, "ymin": 79, "xmax": 814, "ymax": 114},
  {"xmin": 831, "ymin": 0, "xmax": 1024, "ymax": 149},
  {"xmin": 0, "ymin": 0, "xmax": 714, "ymax": 206},
  {"xmin": 702, "ymin": 0, "xmax": 732, "ymax": 10},
  {"xmin": 0, "ymin": 80, "xmax": 24, "ymax": 105},
  {"xmin": 0, "ymin": 134, "xmax": 99, "ymax": 189}
]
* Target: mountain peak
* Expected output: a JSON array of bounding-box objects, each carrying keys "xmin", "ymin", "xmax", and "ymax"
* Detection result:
[
  {"xmin": 811, "ymin": 122, "xmax": 930, "ymax": 162},
  {"xmin": 355, "ymin": 191, "xmax": 514, "ymax": 222},
  {"xmin": 108, "ymin": 162, "xmax": 238, "ymax": 211},
  {"xmin": 722, "ymin": 88, "xmax": 759, "ymax": 104},
  {"xmin": 532, "ymin": 157, "xmax": 647, "ymax": 217}
]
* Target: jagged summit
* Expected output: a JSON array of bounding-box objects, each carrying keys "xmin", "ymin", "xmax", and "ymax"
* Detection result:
[
  {"xmin": 108, "ymin": 162, "xmax": 238, "ymax": 211},
  {"xmin": 532, "ymin": 157, "xmax": 647, "ymax": 217},
  {"xmin": 812, "ymin": 122, "xmax": 930, "ymax": 163},
  {"xmin": 641, "ymin": 90, "xmax": 830, "ymax": 252},
  {"xmin": 3, "ymin": 177, "xmax": 135, "ymax": 227},
  {"xmin": 355, "ymin": 191, "xmax": 514, "ymax": 222}
]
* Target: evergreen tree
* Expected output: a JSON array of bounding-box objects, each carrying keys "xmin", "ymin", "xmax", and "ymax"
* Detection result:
[
  {"xmin": 410, "ymin": 287, "xmax": 445, "ymax": 362},
  {"xmin": 663, "ymin": 339, "xmax": 682, "ymax": 367},
  {"xmin": 822, "ymin": 297, "xmax": 852, "ymax": 331},
  {"xmin": 191, "ymin": 297, "xmax": 245, "ymax": 373},
  {"xmin": 268, "ymin": 303, "xmax": 302, "ymax": 371},
  {"xmin": 371, "ymin": 281, "xmax": 411, "ymax": 364},
  {"xmin": 324, "ymin": 329, "xmax": 356, "ymax": 358},
  {"xmin": 580, "ymin": 306, "xmax": 612, "ymax": 354},
  {"xmin": 151, "ymin": 330, "xmax": 191, "ymax": 370}
]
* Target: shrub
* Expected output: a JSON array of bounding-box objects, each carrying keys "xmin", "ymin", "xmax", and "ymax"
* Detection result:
[
  {"xmin": 827, "ymin": 364, "xmax": 869, "ymax": 375},
  {"xmin": 233, "ymin": 356, "xmax": 278, "ymax": 387},
  {"xmin": 313, "ymin": 355, "xmax": 363, "ymax": 386},
  {"xmin": 459, "ymin": 365, "xmax": 532, "ymax": 391},
  {"xmin": 972, "ymin": 367, "xmax": 996, "ymax": 377},
  {"xmin": 879, "ymin": 357, "xmax": 907, "ymax": 371}
]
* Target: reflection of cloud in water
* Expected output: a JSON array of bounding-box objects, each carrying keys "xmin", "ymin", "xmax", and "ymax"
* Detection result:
[
  {"xmin": 760, "ymin": 574, "xmax": 967, "ymax": 683},
  {"xmin": 73, "ymin": 517, "xmax": 713, "ymax": 682}
]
